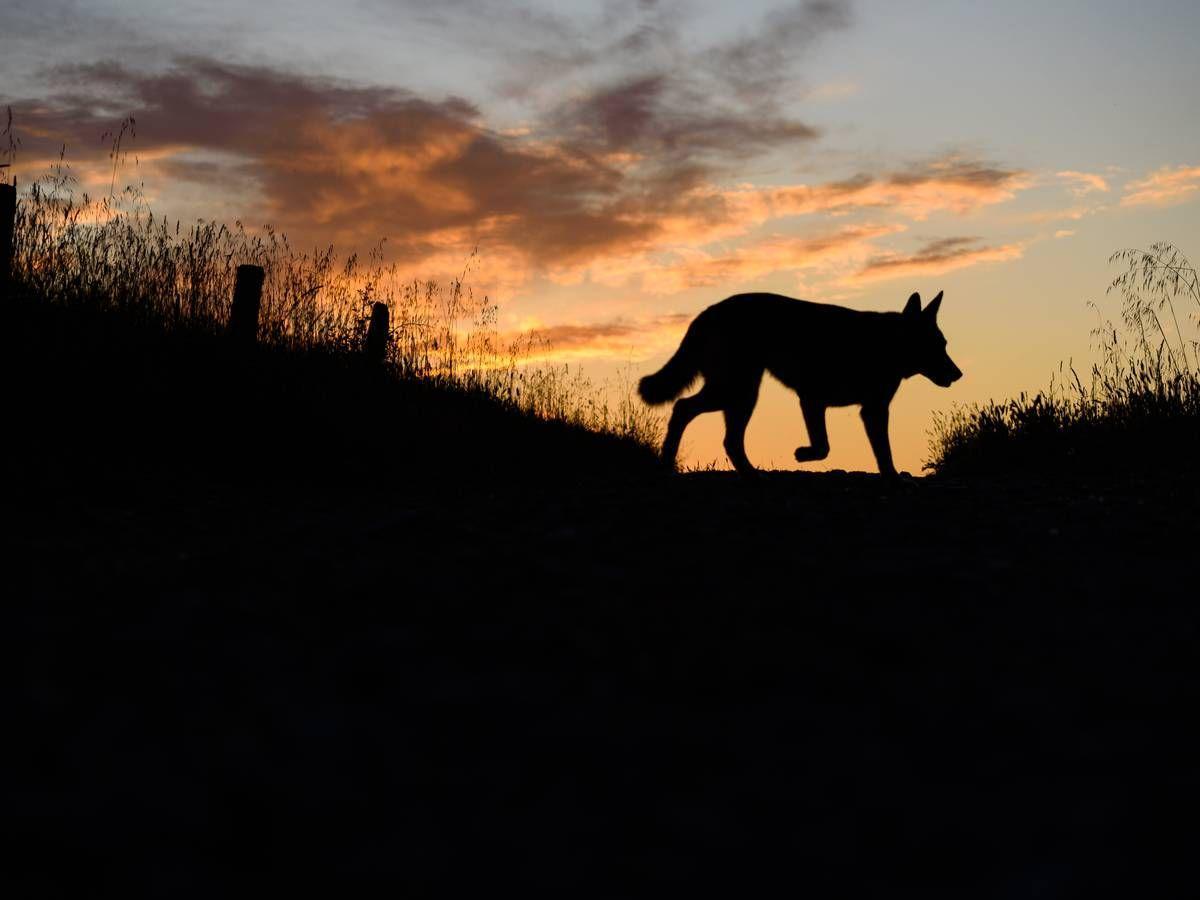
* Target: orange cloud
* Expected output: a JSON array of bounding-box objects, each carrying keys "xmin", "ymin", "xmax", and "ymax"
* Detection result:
[
  {"xmin": 497, "ymin": 313, "xmax": 691, "ymax": 362},
  {"xmin": 851, "ymin": 237, "xmax": 1025, "ymax": 283},
  {"xmin": 642, "ymin": 224, "xmax": 905, "ymax": 294},
  {"xmin": 11, "ymin": 58, "xmax": 1031, "ymax": 298},
  {"xmin": 1122, "ymin": 164, "xmax": 1200, "ymax": 207},
  {"xmin": 540, "ymin": 158, "xmax": 1027, "ymax": 289},
  {"xmin": 714, "ymin": 156, "xmax": 1029, "ymax": 227}
]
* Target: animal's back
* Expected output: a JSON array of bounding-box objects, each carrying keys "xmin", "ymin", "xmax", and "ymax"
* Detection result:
[
  {"xmin": 695, "ymin": 291, "xmax": 860, "ymax": 338},
  {"xmin": 689, "ymin": 293, "xmax": 874, "ymax": 386},
  {"xmin": 638, "ymin": 292, "xmax": 892, "ymax": 406}
]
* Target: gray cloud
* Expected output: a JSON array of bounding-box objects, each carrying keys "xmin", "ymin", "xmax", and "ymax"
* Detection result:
[
  {"xmin": 374, "ymin": 1, "xmax": 850, "ymax": 167},
  {"xmin": 856, "ymin": 235, "xmax": 1025, "ymax": 281},
  {"xmin": 711, "ymin": 0, "xmax": 854, "ymax": 100},
  {"xmin": 888, "ymin": 159, "xmax": 1021, "ymax": 190},
  {"xmin": 861, "ymin": 237, "xmax": 981, "ymax": 273}
]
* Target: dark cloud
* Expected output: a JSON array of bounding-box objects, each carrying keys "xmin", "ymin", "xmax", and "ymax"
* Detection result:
[
  {"xmin": 887, "ymin": 158, "xmax": 1022, "ymax": 190},
  {"xmin": 857, "ymin": 236, "xmax": 1024, "ymax": 281},
  {"xmin": 10, "ymin": 57, "xmax": 666, "ymax": 263},
  {"xmin": 539, "ymin": 1, "xmax": 847, "ymax": 165},
  {"xmin": 6, "ymin": 2, "xmax": 856, "ymax": 276},
  {"xmin": 564, "ymin": 75, "xmax": 668, "ymax": 150},
  {"xmin": 5, "ymin": 13, "xmax": 1026, "ymax": 288},
  {"xmin": 861, "ymin": 237, "xmax": 981, "ymax": 273},
  {"xmin": 382, "ymin": 1, "xmax": 848, "ymax": 165},
  {"xmin": 553, "ymin": 74, "xmax": 819, "ymax": 161},
  {"xmin": 9, "ymin": 42, "xmax": 837, "ymax": 268},
  {"xmin": 712, "ymin": 1, "xmax": 854, "ymax": 100}
]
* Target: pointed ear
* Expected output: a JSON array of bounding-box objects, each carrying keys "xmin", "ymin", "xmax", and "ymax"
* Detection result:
[
  {"xmin": 903, "ymin": 292, "xmax": 921, "ymax": 317},
  {"xmin": 924, "ymin": 290, "xmax": 943, "ymax": 319}
]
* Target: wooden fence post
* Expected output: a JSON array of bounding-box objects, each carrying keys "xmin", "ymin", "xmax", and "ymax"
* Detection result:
[
  {"xmin": 0, "ymin": 181, "xmax": 15, "ymax": 297},
  {"xmin": 366, "ymin": 301, "xmax": 389, "ymax": 365},
  {"xmin": 229, "ymin": 264, "xmax": 264, "ymax": 345}
]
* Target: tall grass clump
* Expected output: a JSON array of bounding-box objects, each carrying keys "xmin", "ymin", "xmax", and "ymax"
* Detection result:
[
  {"xmin": 9, "ymin": 154, "xmax": 663, "ymax": 451},
  {"xmin": 927, "ymin": 242, "xmax": 1200, "ymax": 478}
]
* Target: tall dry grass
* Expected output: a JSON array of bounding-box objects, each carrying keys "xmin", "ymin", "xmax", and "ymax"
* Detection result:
[
  {"xmin": 9, "ymin": 152, "xmax": 663, "ymax": 450},
  {"xmin": 927, "ymin": 242, "xmax": 1200, "ymax": 477}
]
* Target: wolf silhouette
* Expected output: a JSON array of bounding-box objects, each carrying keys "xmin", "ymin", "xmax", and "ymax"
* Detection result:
[{"xmin": 639, "ymin": 291, "xmax": 962, "ymax": 476}]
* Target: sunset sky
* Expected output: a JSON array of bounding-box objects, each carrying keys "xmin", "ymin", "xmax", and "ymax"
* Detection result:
[{"xmin": 4, "ymin": 0, "xmax": 1198, "ymax": 471}]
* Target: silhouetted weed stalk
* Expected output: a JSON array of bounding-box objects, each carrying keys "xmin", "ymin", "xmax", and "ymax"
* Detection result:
[
  {"xmin": 9, "ymin": 154, "xmax": 663, "ymax": 449},
  {"xmin": 2, "ymin": 107, "xmax": 18, "ymax": 182},
  {"xmin": 927, "ymin": 242, "xmax": 1200, "ymax": 477}
]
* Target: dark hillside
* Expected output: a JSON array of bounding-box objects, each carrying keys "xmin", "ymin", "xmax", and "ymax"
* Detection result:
[
  {"xmin": 7, "ymin": 297, "xmax": 662, "ymax": 493},
  {"xmin": 12, "ymin": 299, "xmax": 1200, "ymax": 897}
]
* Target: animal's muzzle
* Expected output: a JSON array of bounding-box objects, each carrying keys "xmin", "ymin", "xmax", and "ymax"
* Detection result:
[{"xmin": 933, "ymin": 360, "xmax": 963, "ymax": 387}]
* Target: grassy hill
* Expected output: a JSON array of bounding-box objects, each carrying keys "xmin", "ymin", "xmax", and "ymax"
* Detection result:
[
  {"xmin": 8, "ymin": 296, "xmax": 663, "ymax": 495},
  {"xmin": 927, "ymin": 242, "xmax": 1199, "ymax": 479},
  {"xmin": 9, "ymin": 186, "xmax": 1200, "ymax": 895}
]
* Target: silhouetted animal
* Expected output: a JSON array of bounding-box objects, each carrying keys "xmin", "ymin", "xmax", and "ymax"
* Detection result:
[{"xmin": 638, "ymin": 291, "xmax": 962, "ymax": 476}]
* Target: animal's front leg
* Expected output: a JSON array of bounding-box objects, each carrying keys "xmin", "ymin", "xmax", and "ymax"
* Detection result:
[
  {"xmin": 860, "ymin": 402, "xmax": 897, "ymax": 478},
  {"xmin": 794, "ymin": 398, "xmax": 829, "ymax": 463}
]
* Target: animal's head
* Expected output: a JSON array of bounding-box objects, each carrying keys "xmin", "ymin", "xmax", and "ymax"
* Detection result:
[{"xmin": 901, "ymin": 291, "xmax": 962, "ymax": 387}]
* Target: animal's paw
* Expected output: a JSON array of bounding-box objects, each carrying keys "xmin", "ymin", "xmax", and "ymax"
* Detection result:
[
  {"xmin": 879, "ymin": 470, "xmax": 918, "ymax": 490},
  {"xmin": 793, "ymin": 447, "xmax": 825, "ymax": 463}
]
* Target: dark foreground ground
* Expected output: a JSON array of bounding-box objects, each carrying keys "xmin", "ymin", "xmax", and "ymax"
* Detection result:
[{"xmin": 10, "ymin": 302, "xmax": 1200, "ymax": 896}]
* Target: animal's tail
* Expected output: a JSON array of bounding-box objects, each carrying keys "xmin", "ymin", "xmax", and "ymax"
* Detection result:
[{"xmin": 638, "ymin": 327, "xmax": 700, "ymax": 405}]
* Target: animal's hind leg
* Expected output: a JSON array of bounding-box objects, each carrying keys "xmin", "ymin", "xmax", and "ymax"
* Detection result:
[
  {"xmin": 721, "ymin": 377, "xmax": 762, "ymax": 476},
  {"xmin": 794, "ymin": 398, "xmax": 830, "ymax": 463},
  {"xmin": 661, "ymin": 386, "xmax": 720, "ymax": 468}
]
